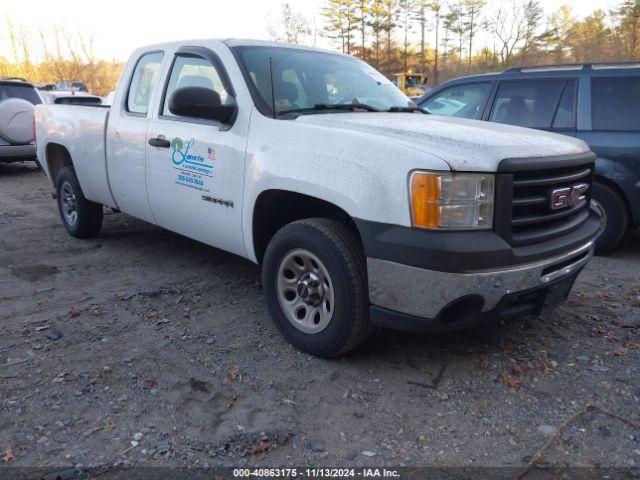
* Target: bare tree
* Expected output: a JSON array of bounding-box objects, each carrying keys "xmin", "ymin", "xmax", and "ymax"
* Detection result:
[
  {"xmin": 268, "ymin": 2, "xmax": 312, "ymax": 45},
  {"xmin": 491, "ymin": 0, "xmax": 527, "ymax": 65}
]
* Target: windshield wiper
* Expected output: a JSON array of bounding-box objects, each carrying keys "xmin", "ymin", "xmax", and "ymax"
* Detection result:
[
  {"xmin": 386, "ymin": 106, "xmax": 429, "ymax": 113},
  {"xmin": 277, "ymin": 103, "xmax": 381, "ymax": 116}
]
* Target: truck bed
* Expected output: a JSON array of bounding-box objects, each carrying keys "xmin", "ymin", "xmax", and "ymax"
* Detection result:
[{"xmin": 34, "ymin": 104, "xmax": 116, "ymax": 208}]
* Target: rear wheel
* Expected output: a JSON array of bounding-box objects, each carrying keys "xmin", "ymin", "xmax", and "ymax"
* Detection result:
[
  {"xmin": 592, "ymin": 182, "xmax": 628, "ymax": 255},
  {"xmin": 56, "ymin": 166, "xmax": 103, "ymax": 238},
  {"xmin": 262, "ymin": 218, "xmax": 373, "ymax": 357}
]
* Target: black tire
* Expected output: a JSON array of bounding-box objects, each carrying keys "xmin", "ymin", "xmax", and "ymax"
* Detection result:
[
  {"xmin": 262, "ymin": 218, "xmax": 373, "ymax": 357},
  {"xmin": 592, "ymin": 182, "xmax": 629, "ymax": 255},
  {"xmin": 56, "ymin": 166, "xmax": 103, "ymax": 239}
]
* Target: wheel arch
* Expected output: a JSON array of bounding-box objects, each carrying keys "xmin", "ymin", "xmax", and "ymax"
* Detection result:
[
  {"xmin": 44, "ymin": 142, "xmax": 74, "ymax": 185},
  {"xmin": 251, "ymin": 189, "xmax": 364, "ymax": 264},
  {"xmin": 594, "ymin": 173, "xmax": 632, "ymax": 222}
]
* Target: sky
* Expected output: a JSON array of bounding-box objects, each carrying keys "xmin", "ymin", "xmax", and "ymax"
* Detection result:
[{"xmin": 0, "ymin": 0, "xmax": 619, "ymax": 62}]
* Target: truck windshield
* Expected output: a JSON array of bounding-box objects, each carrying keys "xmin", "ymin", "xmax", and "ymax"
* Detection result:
[{"xmin": 232, "ymin": 46, "xmax": 414, "ymax": 117}]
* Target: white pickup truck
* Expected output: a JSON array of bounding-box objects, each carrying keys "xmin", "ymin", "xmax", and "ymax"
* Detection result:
[{"xmin": 35, "ymin": 40, "xmax": 604, "ymax": 357}]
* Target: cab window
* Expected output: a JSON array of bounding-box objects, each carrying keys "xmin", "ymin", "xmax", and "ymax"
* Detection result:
[
  {"xmin": 162, "ymin": 55, "xmax": 229, "ymax": 117},
  {"xmin": 126, "ymin": 52, "xmax": 164, "ymax": 115},
  {"xmin": 421, "ymin": 83, "xmax": 490, "ymax": 119}
]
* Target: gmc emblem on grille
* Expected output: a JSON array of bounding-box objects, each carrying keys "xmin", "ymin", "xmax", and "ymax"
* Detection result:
[{"xmin": 550, "ymin": 183, "xmax": 589, "ymax": 210}]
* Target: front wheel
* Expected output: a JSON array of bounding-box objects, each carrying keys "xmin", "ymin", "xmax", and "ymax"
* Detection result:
[
  {"xmin": 56, "ymin": 166, "xmax": 103, "ymax": 238},
  {"xmin": 262, "ymin": 218, "xmax": 373, "ymax": 357}
]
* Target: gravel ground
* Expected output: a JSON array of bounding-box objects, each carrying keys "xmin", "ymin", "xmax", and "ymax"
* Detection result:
[{"xmin": 1, "ymin": 162, "xmax": 639, "ymax": 473}]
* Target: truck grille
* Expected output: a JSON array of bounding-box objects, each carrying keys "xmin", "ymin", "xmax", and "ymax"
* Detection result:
[{"xmin": 496, "ymin": 159, "xmax": 595, "ymax": 247}]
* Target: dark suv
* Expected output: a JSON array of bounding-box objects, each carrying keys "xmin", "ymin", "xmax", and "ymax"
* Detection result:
[{"xmin": 417, "ymin": 63, "xmax": 640, "ymax": 253}]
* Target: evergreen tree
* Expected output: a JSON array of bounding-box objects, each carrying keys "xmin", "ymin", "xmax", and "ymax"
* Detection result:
[
  {"xmin": 366, "ymin": 1, "xmax": 387, "ymax": 69},
  {"xmin": 462, "ymin": 0, "xmax": 486, "ymax": 68},
  {"xmin": 322, "ymin": 0, "xmax": 358, "ymax": 54},
  {"xmin": 355, "ymin": 0, "xmax": 372, "ymax": 60}
]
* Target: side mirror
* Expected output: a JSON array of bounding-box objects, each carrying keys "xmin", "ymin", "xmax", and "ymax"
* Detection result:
[{"xmin": 168, "ymin": 86, "xmax": 237, "ymax": 124}]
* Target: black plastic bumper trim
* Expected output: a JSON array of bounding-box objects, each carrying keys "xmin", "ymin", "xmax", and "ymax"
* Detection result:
[{"xmin": 354, "ymin": 208, "xmax": 601, "ymax": 274}]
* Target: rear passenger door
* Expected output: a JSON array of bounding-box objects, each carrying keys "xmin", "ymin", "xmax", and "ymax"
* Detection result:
[
  {"xmin": 578, "ymin": 74, "xmax": 640, "ymax": 220},
  {"xmin": 578, "ymin": 74, "xmax": 640, "ymax": 167},
  {"xmin": 106, "ymin": 50, "xmax": 165, "ymax": 223},
  {"xmin": 485, "ymin": 78, "xmax": 578, "ymax": 137}
]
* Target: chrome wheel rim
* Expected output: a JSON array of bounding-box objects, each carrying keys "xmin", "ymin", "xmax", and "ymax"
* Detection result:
[
  {"xmin": 61, "ymin": 181, "xmax": 78, "ymax": 226},
  {"xmin": 276, "ymin": 248, "xmax": 335, "ymax": 334}
]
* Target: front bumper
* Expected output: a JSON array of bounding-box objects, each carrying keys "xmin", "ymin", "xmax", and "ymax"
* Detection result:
[
  {"xmin": 368, "ymin": 240, "xmax": 592, "ymax": 331},
  {"xmin": 363, "ymin": 202, "xmax": 604, "ymax": 332},
  {"xmin": 0, "ymin": 144, "xmax": 36, "ymax": 162}
]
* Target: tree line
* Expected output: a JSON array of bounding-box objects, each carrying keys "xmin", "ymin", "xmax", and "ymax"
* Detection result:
[
  {"xmin": 0, "ymin": 18, "xmax": 122, "ymax": 96},
  {"xmin": 2, "ymin": 1, "xmax": 639, "ymax": 95},
  {"xmin": 270, "ymin": 0, "xmax": 640, "ymax": 85}
]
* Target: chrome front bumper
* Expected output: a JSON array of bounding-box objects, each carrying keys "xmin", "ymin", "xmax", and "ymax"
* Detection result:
[{"xmin": 367, "ymin": 240, "xmax": 594, "ymax": 319}]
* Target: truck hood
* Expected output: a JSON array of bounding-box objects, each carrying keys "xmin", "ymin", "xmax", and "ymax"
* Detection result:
[{"xmin": 295, "ymin": 112, "xmax": 590, "ymax": 171}]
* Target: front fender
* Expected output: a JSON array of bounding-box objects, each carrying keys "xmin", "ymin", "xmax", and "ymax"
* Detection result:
[
  {"xmin": 241, "ymin": 113, "xmax": 451, "ymax": 262},
  {"xmin": 242, "ymin": 149, "xmax": 403, "ymax": 262}
]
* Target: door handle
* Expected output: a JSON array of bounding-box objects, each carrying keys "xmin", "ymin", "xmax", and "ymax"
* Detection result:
[{"xmin": 148, "ymin": 136, "xmax": 170, "ymax": 148}]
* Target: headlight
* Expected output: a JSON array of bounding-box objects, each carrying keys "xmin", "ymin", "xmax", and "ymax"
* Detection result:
[{"xmin": 410, "ymin": 171, "xmax": 494, "ymax": 230}]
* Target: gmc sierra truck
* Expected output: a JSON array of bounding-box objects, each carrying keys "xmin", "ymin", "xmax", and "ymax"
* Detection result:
[{"xmin": 35, "ymin": 40, "xmax": 604, "ymax": 357}]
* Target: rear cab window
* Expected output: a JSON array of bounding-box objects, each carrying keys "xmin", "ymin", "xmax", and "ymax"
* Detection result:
[
  {"xmin": 421, "ymin": 82, "xmax": 490, "ymax": 119},
  {"xmin": 126, "ymin": 51, "xmax": 164, "ymax": 115},
  {"xmin": 591, "ymin": 76, "xmax": 640, "ymax": 131},
  {"xmin": 489, "ymin": 79, "xmax": 576, "ymax": 129},
  {"xmin": 0, "ymin": 83, "xmax": 42, "ymax": 105}
]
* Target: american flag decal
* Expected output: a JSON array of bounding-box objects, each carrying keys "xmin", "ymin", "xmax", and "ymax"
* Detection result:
[{"xmin": 207, "ymin": 147, "xmax": 216, "ymax": 161}]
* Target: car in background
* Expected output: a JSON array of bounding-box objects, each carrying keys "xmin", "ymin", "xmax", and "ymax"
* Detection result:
[
  {"xmin": 0, "ymin": 78, "xmax": 42, "ymax": 163},
  {"xmin": 417, "ymin": 63, "xmax": 640, "ymax": 253},
  {"xmin": 55, "ymin": 81, "xmax": 88, "ymax": 92},
  {"xmin": 39, "ymin": 90, "xmax": 102, "ymax": 105},
  {"xmin": 36, "ymin": 83, "xmax": 57, "ymax": 91}
]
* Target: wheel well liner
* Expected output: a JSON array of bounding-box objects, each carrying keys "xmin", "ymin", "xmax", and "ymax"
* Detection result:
[
  {"xmin": 45, "ymin": 143, "xmax": 73, "ymax": 184},
  {"xmin": 252, "ymin": 190, "xmax": 362, "ymax": 264}
]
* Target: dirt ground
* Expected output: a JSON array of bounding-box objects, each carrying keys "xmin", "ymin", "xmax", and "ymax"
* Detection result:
[{"xmin": 1, "ymin": 162, "xmax": 639, "ymax": 473}]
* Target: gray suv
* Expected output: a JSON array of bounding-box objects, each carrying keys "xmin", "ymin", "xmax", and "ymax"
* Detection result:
[
  {"xmin": 0, "ymin": 78, "xmax": 42, "ymax": 163},
  {"xmin": 418, "ymin": 63, "xmax": 640, "ymax": 253}
]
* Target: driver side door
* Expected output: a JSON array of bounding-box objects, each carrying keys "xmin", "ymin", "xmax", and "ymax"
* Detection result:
[{"xmin": 145, "ymin": 46, "xmax": 248, "ymax": 257}]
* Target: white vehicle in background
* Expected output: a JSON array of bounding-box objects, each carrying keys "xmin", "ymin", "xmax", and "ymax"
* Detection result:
[
  {"xmin": 0, "ymin": 77, "xmax": 42, "ymax": 162},
  {"xmin": 35, "ymin": 40, "xmax": 603, "ymax": 357},
  {"xmin": 39, "ymin": 90, "xmax": 103, "ymax": 105}
]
